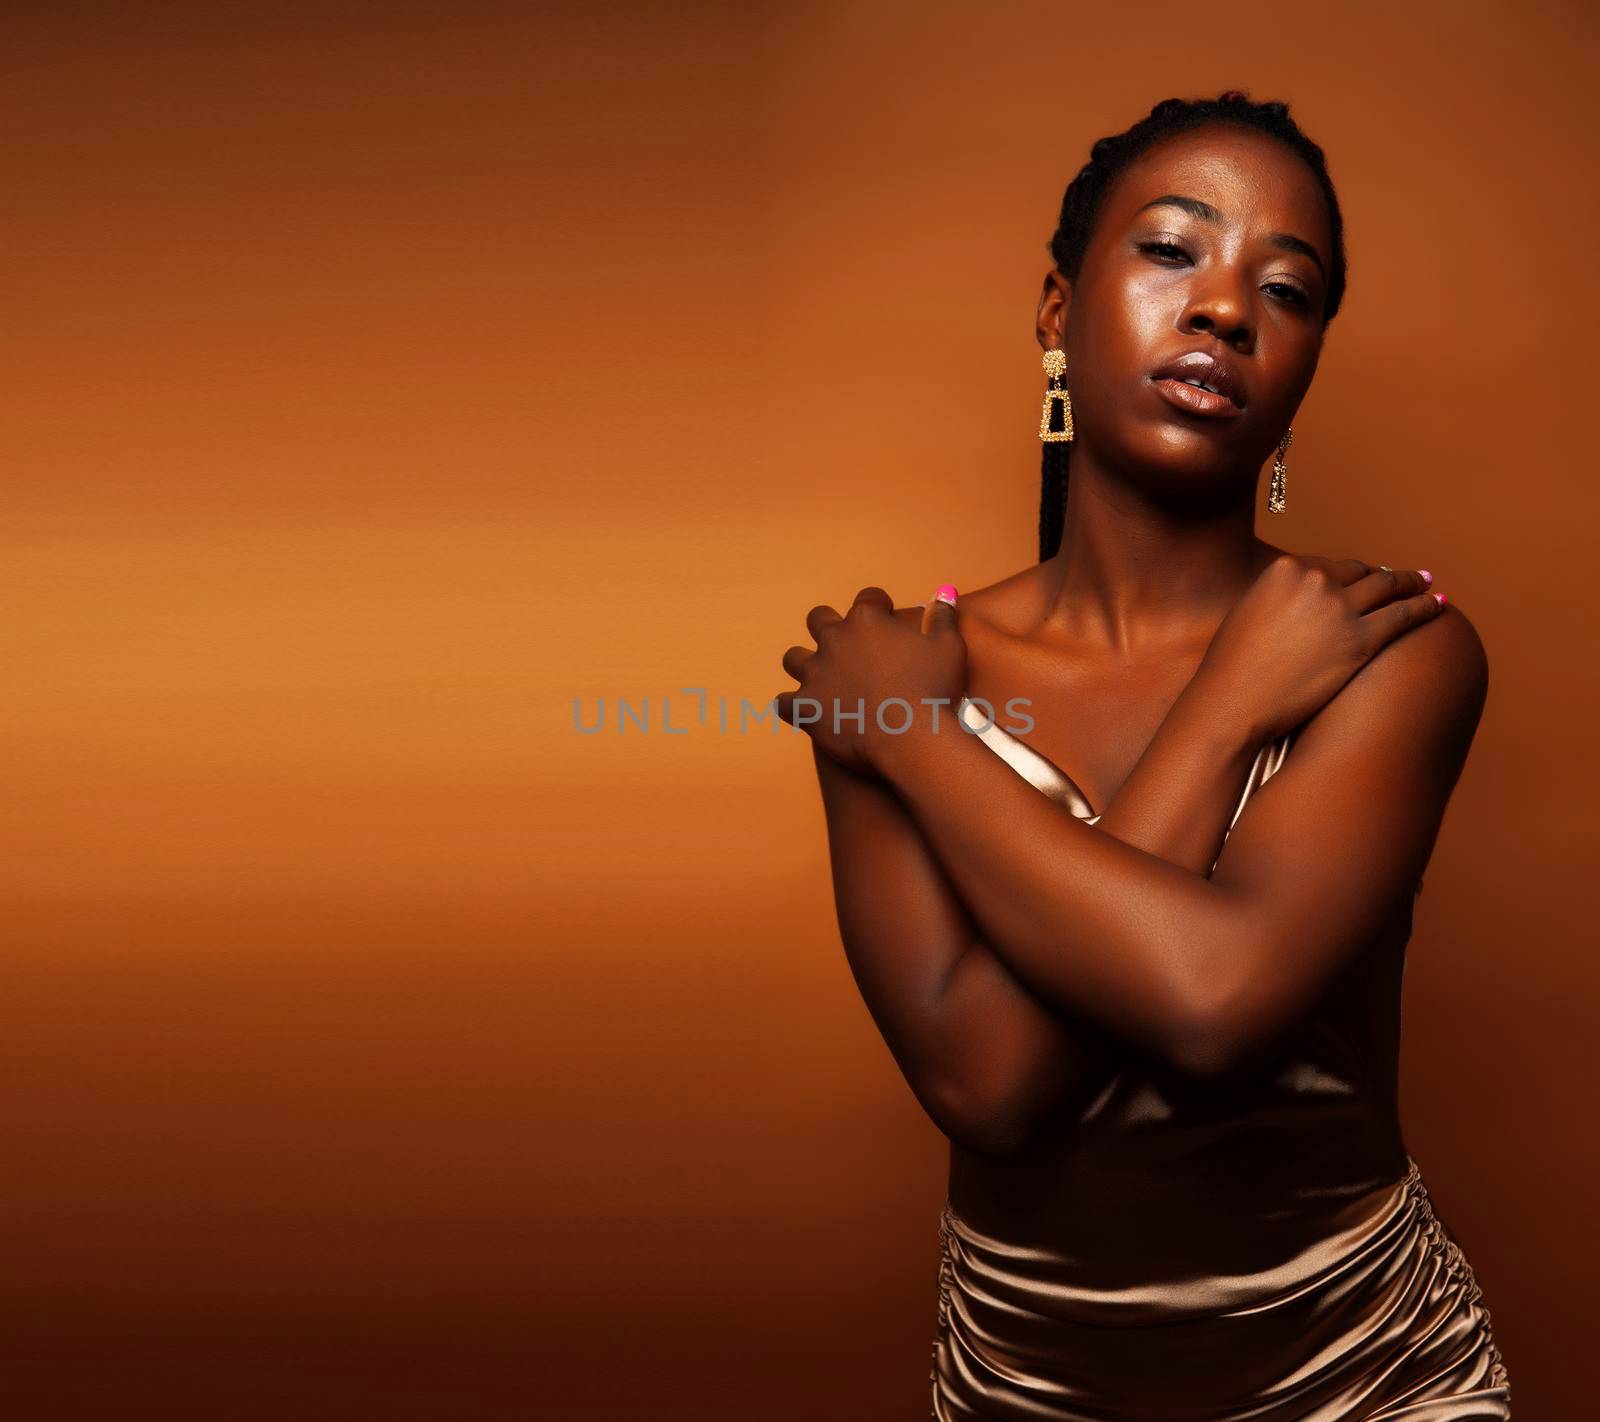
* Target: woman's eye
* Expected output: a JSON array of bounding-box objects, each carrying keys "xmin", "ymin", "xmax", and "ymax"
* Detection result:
[
  {"xmin": 1136, "ymin": 240, "xmax": 1312, "ymax": 309},
  {"xmin": 1137, "ymin": 239, "xmax": 1190, "ymax": 263}
]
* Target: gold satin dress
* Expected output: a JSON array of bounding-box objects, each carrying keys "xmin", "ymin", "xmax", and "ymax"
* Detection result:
[{"xmin": 929, "ymin": 701, "xmax": 1512, "ymax": 1420}]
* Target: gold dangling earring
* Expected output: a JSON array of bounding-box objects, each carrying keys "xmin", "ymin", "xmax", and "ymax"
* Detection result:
[
  {"xmin": 1040, "ymin": 348, "xmax": 1074, "ymax": 442},
  {"xmin": 1268, "ymin": 427, "xmax": 1294, "ymax": 514}
]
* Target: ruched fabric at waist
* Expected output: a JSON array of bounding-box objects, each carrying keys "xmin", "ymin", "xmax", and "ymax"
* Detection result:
[{"xmin": 931, "ymin": 1157, "xmax": 1510, "ymax": 1420}]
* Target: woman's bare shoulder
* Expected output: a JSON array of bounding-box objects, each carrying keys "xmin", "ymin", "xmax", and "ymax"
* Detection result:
[
  {"xmin": 1346, "ymin": 597, "xmax": 1488, "ymax": 741},
  {"xmin": 1289, "ymin": 597, "xmax": 1489, "ymax": 797}
]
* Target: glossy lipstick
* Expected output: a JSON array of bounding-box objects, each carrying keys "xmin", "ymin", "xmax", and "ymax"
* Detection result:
[{"xmin": 1149, "ymin": 350, "xmax": 1247, "ymax": 420}]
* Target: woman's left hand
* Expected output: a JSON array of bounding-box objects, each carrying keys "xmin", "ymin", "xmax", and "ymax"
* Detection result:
[{"xmin": 776, "ymin": 585, "xmax": 967, "ymax": 774}]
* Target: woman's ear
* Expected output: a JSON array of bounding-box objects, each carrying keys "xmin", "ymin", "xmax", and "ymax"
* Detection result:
[{"xmin": 1036, "ymin": 268, "xmax": 1073, "ymax": 354}]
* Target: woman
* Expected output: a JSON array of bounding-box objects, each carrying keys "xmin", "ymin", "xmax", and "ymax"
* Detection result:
[{"xmin": 774, "ymin": 95, "xmax": 1511, "ymax": 1420}]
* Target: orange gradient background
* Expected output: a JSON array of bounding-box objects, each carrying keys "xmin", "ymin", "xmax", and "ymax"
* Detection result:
[{"xmin": 8, "ymin": 3, "xmax": 1595, "ymax": 1418}]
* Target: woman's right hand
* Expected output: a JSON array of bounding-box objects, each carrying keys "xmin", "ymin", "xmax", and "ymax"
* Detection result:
[{"xmin": 1198, "ymin": 555, "xmax": 1446, "ymax": 742}]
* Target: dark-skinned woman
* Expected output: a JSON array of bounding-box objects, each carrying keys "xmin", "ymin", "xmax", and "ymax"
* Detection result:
[{"xmin": 776, "ymin": 93, "xmax": 1510, "ymax": 1421}]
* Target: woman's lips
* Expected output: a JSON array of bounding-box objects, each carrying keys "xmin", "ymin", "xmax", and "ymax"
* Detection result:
[{"xmin": 1150, "ymin": 376, "xmax": 1245, "ymax": 420}]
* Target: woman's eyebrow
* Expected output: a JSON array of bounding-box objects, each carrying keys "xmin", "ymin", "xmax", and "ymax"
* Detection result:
[
  {"xmin": 1136, "ymin": 194, "xmax": 1219, "ymax": 222},
  {"xmin": 1137, "ymin": 193, "xmax": 1328, "ymax": 278},
  {"xmin": 1268, "ymin": 232, "xmax": 1327, "ymax": 277}
]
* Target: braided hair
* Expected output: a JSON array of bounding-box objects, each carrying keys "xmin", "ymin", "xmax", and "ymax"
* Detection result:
[{"xmin": 1038, "ymin": 92, "xmax": 1348, "ymax": 562}]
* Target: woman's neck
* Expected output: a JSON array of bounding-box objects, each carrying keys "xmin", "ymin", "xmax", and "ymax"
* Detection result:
[{"xmin": 1036, "ymin": 453, "xmax": 1279, "ymax": 658}]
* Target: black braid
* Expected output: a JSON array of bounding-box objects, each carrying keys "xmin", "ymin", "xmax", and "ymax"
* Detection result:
[{"xmin": 1038, "ymin": 91, "xmax": 1348, "ymax": 562}]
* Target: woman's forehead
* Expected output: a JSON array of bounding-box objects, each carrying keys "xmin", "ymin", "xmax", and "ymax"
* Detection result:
[{"xmin": 1098, "ymin": 126, "xmax": 1332, "ymax": 243}]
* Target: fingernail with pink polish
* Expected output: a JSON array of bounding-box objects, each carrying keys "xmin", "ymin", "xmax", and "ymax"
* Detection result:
[
  {"xmin": 1434, "ymin": 592, "xmax": 1447, "ymax": 606},
  {"xmin": 1419, "ymin": 569, "xmax": 1433, "ymax": 585},
  {"xmin": 935, "ymin": 584, "xmax": 959, "ymax": 605}
]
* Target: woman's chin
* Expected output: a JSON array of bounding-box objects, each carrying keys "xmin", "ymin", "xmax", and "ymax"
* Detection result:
[{"xmin": 1094, "ymin": 428, "xmax": 1253, "ymax": 493}]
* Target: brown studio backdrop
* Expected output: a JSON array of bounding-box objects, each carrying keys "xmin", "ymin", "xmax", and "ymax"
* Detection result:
[{"xmin": 6, "ymin": 2, "xmax": 1594, "ymax": 1418}]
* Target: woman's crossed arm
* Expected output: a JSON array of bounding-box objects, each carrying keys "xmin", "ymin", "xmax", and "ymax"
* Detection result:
[{"xmin": 789, "ymin": 559, "xmax": 1477, "ymax": 1151}]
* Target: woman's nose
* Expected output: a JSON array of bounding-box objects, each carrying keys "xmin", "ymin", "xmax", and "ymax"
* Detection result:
[{"xmin": 1180, "ymin": 286, "xmax": 1255, "ymax": 353}]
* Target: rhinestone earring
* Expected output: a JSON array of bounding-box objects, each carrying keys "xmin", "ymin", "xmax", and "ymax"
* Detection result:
[
  {"xmin": 1268, "ymin": 427, "xmax": 1294, "ymax": 514},
  {"xmin": 1040, "ymin": 349, "xmax": 1074, "ymax": 442}
]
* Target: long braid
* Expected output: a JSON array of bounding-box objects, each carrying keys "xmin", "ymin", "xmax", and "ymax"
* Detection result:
[
  {"xmin": 1038, "ymin": 425, "xmax": 1069, "ymax": 565},
  {"xmin": 1037, "ymin": 91, "xmax": 1348, "ymax": 562}
]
